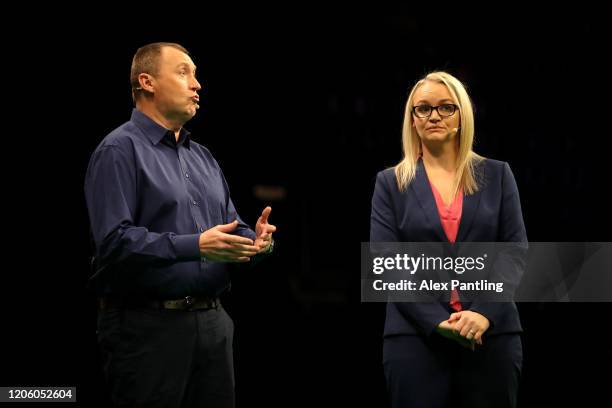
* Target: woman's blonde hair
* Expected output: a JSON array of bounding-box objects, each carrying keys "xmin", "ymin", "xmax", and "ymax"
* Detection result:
[{"xmin": 395, "ymin": 71, "xmax": 484, "ymax": 195}]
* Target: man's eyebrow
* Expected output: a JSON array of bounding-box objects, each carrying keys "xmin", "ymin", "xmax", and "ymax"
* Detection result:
[{"xmin": 176, "ymin": 62, "xmax": 197, "ymax": 71}]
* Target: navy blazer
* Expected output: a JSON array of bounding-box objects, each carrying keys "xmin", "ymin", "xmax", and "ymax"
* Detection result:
[{"xmin": 370, "ymin": 158, "xmax": 527, "ymax": 338}]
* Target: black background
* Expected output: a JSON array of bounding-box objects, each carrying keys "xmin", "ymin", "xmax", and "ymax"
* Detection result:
[{"xmin": 2, "ymin": 7, "xmax": 611, "ymax": 407}]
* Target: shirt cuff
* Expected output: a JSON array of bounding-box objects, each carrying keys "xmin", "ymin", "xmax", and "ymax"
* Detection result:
[{"xmin": 173, "ymin": 233, "xmax": 201, "ymax": 260}]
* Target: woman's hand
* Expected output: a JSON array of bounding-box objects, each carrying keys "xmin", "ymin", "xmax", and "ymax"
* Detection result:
[
  {"xmin": 437, "ymin": 320, "xmax": 476, "ymax": 350},
  {"xmin": 447, "ymin": 310, "xmax": 490, "ymax": 344}
]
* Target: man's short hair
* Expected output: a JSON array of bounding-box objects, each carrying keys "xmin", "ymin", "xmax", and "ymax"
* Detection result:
[{"xmin": 130, "ymin": 42, "xmax": 189, "ymax": 104}]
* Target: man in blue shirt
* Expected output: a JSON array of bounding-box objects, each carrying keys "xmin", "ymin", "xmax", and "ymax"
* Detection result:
[{"xmin": 85, "ymin": 42, "xmax": 276, "ymax": 408}]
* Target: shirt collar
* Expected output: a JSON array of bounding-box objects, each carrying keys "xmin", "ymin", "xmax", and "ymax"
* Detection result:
[{"xmin": 131, "ymin": 109, "xmax": 191, "ymax": 149}]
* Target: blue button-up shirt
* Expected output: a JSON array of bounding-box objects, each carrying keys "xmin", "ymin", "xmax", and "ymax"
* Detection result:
[{"xmin": 85, "ymin": 109, "xmax": 256, "ymax": 298}]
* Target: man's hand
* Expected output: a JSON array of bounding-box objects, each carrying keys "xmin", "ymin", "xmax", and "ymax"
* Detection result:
[
  {"xmin": 199, "ymin": 220, "xmax": 260, "ymax": 262},
  {"xmin": 447, "ymin": 310, "xmax": 489, "ymax": 344},
  {"xmin": 254, "ymin": 206, "xmax": 277, "ymax": 254},
  {"xmin": 436, "ymin": 320, "xmax": 476, "ymax": 350}
]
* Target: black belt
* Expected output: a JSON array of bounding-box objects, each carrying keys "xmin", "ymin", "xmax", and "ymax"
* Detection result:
[{"xmin": 98, "ymin": 295, "xmax": 220, "ymax": 311}]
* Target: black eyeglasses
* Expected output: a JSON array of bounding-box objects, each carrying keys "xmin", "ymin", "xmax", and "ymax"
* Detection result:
[{"xmin": 412, "ymin": 104, "xmax": 458, "ymax": 118}]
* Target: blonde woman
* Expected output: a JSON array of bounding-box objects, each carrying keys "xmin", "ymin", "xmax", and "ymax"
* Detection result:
[{"xmin": 370, "ymin": 72, "xmax": 525, "ymax": 408}]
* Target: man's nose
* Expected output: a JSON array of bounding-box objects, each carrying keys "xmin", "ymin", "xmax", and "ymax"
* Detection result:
[{"xmin": 191, "ymin": 78, "xmax": 202, "ymax": 92}]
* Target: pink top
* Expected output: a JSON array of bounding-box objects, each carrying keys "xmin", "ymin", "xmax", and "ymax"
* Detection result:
[
  {"xmin": 429, "ymin": 181, "xmax": 464, "ymax": 311},
  {"xmin": 429, "ymin": 181, "xmax": 463, "ymax": 243}
]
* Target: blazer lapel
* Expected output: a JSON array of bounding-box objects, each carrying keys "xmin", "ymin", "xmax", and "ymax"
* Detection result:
[
  {"xmin": 456, "ymin": 164, "xmax": 485, "ymax": 242},
  {"xmin": 410, "ymin": 159, "xmax": 448, "ymax": 242}
]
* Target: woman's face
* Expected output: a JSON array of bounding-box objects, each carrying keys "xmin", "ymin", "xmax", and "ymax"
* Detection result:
[{"xmin": 412, "ymin": 81, "xmax": 461, "ymax": 145}]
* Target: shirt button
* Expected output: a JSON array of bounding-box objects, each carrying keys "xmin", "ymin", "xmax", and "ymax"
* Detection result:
[
  {"xmin": 192, "ymin": 200, "xmax": 197, "ymax": 205},
  {"xmin": 199, "ymin": 226, "xmax": 205, "ymax": 232},
  {"xmin": 185, "ymin": 173, "xmax": 190, "ymax": 178}
]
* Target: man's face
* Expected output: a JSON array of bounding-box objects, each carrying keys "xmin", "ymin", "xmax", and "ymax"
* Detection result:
[{"xmin": 152, "ymin": 46, "xmax": 201, "ymax": 123}]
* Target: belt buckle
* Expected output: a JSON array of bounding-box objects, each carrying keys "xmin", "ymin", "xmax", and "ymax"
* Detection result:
[{"xmin": 184, "ymin": 296, "xmax": 194, "ymax": 310}]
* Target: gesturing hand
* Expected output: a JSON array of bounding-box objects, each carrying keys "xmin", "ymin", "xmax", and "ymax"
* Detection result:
[
  {"xmin": 254, "ymin": 206, "xmax": 277, "ymax": 254},
  {"xmin": 199, "ymin": 220, "xmax": 260, "ymax": 262}
]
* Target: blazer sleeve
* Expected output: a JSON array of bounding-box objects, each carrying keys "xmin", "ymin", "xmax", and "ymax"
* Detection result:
[
  {"xmin": 469, "ymin": 162, "xmax": 528, "ymax": 328},
  {"xmin": 371, "ymin": 170, "xmax": 450, "ymax": 337}
]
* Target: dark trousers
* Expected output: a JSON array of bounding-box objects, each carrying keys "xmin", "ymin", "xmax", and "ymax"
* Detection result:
[
  {"xmin": 383, "ymin": 333, "xmax": 522, "ymax": 408},
  {"xmin": 97, "ymin": 305, "xmax": 235, "ymax": 408}
]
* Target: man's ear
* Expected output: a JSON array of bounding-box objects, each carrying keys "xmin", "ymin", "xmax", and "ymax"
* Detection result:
[{"xmin": 138, "ymin": 73, "xmax": 155, "ymax": 94}]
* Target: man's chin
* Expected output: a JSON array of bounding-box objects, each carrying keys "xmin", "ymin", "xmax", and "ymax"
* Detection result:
[{"xmin": 183, "ymin": 109, "xmax": 197, "ymax": 121}]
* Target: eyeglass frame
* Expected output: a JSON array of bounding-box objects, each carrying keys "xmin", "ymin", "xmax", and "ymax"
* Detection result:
[{"xmin": 411, "ymin": 104, "xmax": 459, "ymax": 118}]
